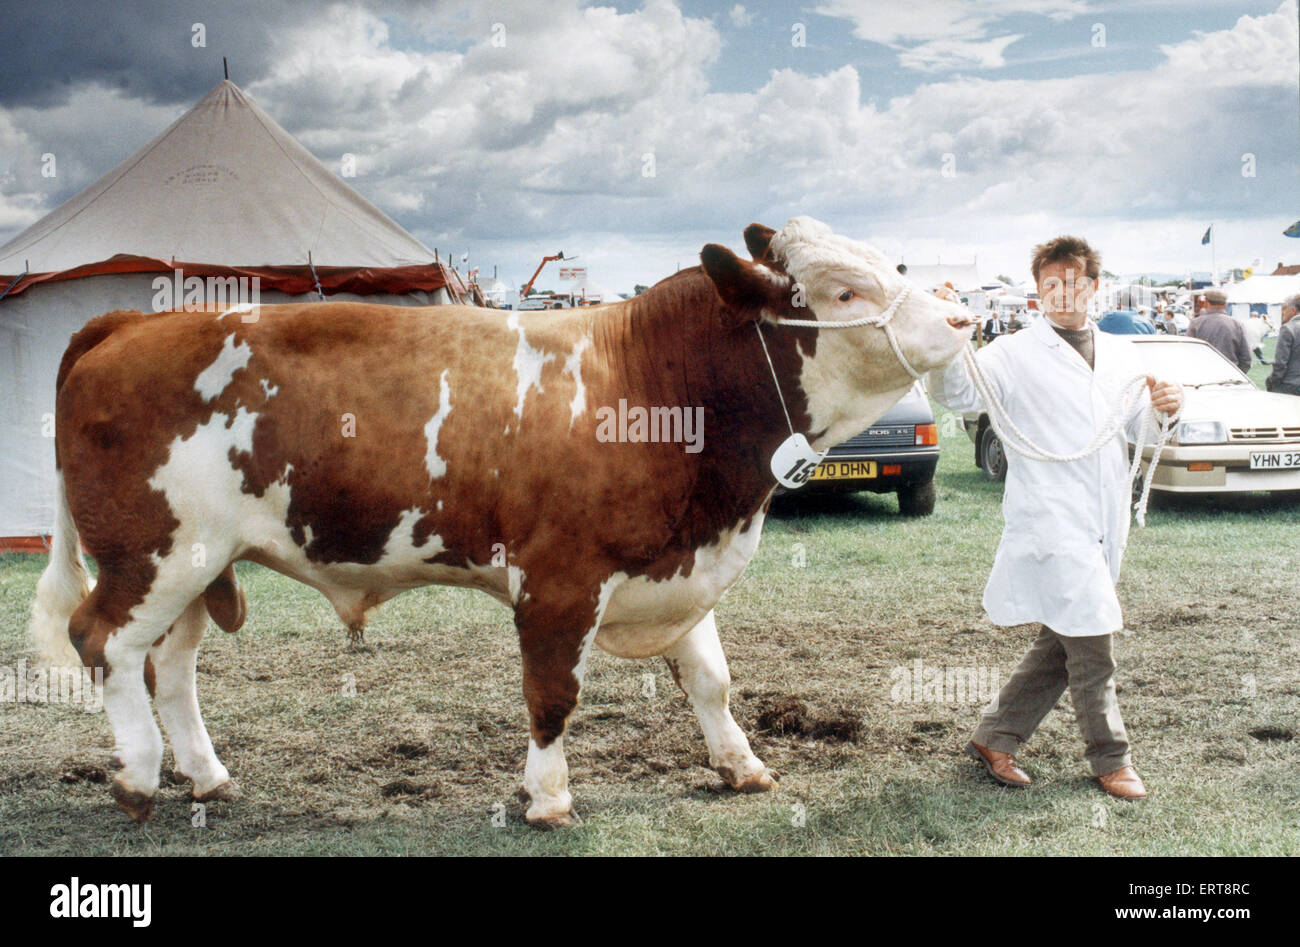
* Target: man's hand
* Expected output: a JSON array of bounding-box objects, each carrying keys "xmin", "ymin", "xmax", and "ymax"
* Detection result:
[
  {"xmin": 1146, "ymin": 375, "xmax": 1183, "ymax": 416},
  {"xmin": 946, "ymin": 313, "xmax": 979, "ymax": 329}
]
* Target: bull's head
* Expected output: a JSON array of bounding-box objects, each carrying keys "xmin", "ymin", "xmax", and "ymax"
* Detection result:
[{"xmin": 700, "ymin": 216, "xmax": 970, "ymax": 448}]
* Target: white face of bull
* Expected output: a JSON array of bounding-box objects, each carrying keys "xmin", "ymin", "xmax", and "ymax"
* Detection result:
[{"xmin": 766, "ymin": 216, "xmax": 971, "ymax": 447}]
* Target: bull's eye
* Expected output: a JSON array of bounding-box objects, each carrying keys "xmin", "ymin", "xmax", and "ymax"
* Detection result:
[{"xmin": 837, "ymin": 290, "xmax": 853, "ymax": 303}]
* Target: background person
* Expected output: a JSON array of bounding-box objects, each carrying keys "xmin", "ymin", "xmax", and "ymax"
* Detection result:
[
  {"xmin": 1098, "ymin": 289, "xmax": 1156, "ymax": 335},
  {"xmin": 1188, "ymin": 289, "xmax": 1251, "ymax": 373},
  {"xmin": 929, "ymin": 235, "xmax": 1183, "ymax": 801},
  {"xmin": 1265, "ymin": 294, "xmax": 1300, "ymax": 395}
]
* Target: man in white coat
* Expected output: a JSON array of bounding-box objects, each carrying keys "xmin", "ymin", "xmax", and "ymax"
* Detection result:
[{"xmin": 929, "ymin": 235, "xmax": 1183, "ymax": 800}]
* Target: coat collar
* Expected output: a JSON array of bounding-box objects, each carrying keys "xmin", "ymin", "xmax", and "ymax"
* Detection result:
[{"xmin": 1031, "ymin": 313, "xmax": 1101, "ymax": 374}]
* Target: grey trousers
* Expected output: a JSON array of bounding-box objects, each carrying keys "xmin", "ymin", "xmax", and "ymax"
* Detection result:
[{"xmin": 972, "ymin": 624, "xmax": 1131, "ymax": 776}]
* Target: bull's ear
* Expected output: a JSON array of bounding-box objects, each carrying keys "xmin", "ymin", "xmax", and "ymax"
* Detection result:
[
  {"xmin": 700, "ymin": 243, "xmax": 785, "ymax": 321},
  {"xmin": 743, "ymin": 223, "xmax": 777, "ymax": 262}
]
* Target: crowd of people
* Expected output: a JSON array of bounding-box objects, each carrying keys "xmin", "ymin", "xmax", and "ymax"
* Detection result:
[{"xmin": 949, "ymin": 283, "xmax": 1300, "ymax": 394}]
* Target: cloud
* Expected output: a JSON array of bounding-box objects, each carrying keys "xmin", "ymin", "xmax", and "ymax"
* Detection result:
[
  {"xmin": 0, "ymin": 0, "xmax": 1295, "ymax": 292},
  {"xmin": 815, "ymin": 0, "xmax": 1089, "ymax": 71},
  {"xmin": 729, "ymin": 5, "xmax": 754, "ymax": 28}
]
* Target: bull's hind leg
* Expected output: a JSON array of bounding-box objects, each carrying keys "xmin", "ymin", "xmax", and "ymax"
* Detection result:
[
  {"xmin": 150, "ymin": 598, "xmax": 236, "ymax": 802},
  {"xmin": 515, "ymin": 577, "xmax": 620, "ymax": 827},
  {"xmin": 663, "ymin": 610, "xmax": 776, "ymax": 793},
  {"xmin": 71, "ymin": 558, "xmax": 223, "ymax": 822}
]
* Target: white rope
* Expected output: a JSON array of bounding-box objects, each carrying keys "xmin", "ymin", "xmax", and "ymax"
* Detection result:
[
  {"xmin": 962, "ymin": 344, "xmax": 1181, "ymax": 528},
  {"xmin": 753, "ymin": 322, "xmax": 796, "ymax": 436},
  {"xmin": 766, "ymin": 281, "xmax": 1179, "ymax": 527},
  {"xmin": 771, "ymin": 285, "xmax": 923, "ymax": 380}
]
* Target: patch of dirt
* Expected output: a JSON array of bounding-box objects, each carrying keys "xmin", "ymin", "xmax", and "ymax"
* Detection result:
[
  {"xmin": 379, "ymin": 778, "xmax": 439, "ymax": 800},
  {"xmin": 58, "ymin": 763, "xmax": 109, "ymax": 785},
  {"xmin": 1248, "ymin": 726, "xmax": 1294, "ymax": 742},
  {"xmin": 754, "ymin": 696, "xmax": 862, "ymax": 743}
]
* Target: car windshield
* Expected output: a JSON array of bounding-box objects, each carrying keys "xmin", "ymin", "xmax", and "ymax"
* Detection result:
[{"xmin": 1131, "ymin": 340, "xmax": 1252, "ymax": 387}]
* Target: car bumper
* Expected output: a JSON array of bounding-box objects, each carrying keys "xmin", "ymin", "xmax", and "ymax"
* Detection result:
[
  {"xmin": 1139, "ymin": 442, "xmax": 1300, "ymax": 493},
  {"xmin": 800, "ymin": 448, "xmax": 939, "ymax": 493}
]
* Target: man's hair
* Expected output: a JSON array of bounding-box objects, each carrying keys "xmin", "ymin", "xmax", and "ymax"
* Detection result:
[
  {"xmin": 1203, "ymin": 289, "xmax": 1227, "ymax": 306},
  {"xmin": 1283, "ymin": 293, "xmax": 1300, "ymax": 311},
  {"xmin": 1031, "ymin": 235, "xmax": 1100, "ymax": 284}
]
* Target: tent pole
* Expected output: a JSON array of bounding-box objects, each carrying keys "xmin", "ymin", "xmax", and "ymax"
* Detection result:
[
  {"xmin": 307, "ymin": 251, "xmax": 326, "ymax": 301},
  {"xmin": 223, "ymin": 57, "xmax": 229, "ymax": 80},
  {"xmin": 0, "ymin": 261, "xmax": 29, "ymax": 304}
]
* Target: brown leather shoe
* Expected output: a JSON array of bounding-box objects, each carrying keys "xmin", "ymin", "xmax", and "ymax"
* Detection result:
[
  {"xmin": 965, "ymin": 741, "xmax": 1031, "ymax": 787},
  {"xmin": 1098, "ymin": 765, "xmax": 1146, "ymax": 800}
]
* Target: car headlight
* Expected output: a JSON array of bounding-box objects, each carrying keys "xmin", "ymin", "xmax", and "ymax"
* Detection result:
[{"xmin": 1175, "ymin": 420, "xmax": 1226, "ymax": 445}]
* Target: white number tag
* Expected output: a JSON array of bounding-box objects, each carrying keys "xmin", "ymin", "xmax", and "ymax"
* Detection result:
[{"xmin": 771, "ymin": 433, "xmax": 826, "ymax": 488}]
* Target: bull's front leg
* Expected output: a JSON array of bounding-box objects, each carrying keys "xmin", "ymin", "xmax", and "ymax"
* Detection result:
[
  {"xmin": 663, "ymin": 610, "xmax": 777, "ymax": 793},
  {"xmin": 514, "ymin": 576, "xmax": 618, "ymax": 827}
]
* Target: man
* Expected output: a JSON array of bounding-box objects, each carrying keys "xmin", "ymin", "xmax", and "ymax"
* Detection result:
[
  {"xmin": 1265, "ymin": 294, "xmax": 1300, "ymax": 395},
  {"xmin": 1188, "ymin": 289, "xmax": 1251, "ymax": 373},
  {"xmin": 1097, "ymin": 290, "xmax": 1156, "ymax": 335},
  {"xmin": 929, "ymin": 236, "xmax": 1183, "ymax": 801}
]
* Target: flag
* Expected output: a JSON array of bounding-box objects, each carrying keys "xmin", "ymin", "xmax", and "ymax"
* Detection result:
[
  {"xmin": 1201, "ymin": 226, "xmax": 1212, "ymax": 245},
  {"xmin": 1285, "ymin": 220, "xmax": 1300, "ymax": 238}
]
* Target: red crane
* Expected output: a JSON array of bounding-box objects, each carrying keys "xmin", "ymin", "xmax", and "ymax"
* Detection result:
[{"xmin": 519, "ymin": 251, "xmax": 570, "ymax": 300}]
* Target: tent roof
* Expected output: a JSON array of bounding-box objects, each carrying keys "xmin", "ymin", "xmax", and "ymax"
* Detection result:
[
  {"xmin": 0, "ymin": 80, "xmax": 456, "ymax": 299},
  {"xmin": 1225, "ymin": 274, "xmax": 1300, "ymax": 305}
]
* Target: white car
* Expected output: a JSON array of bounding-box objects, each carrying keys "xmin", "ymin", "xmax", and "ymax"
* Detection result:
[
  {"xmin": 1130, "ymin": 336, "xmax": 1300, "ymax": 494},
  {"xmin": 964, "ymin": 335, "xmax": 1300, "ymax": 494}
]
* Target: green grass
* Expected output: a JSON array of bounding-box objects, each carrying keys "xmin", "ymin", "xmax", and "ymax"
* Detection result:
[{"xmin": 0, "ymin": 341, "xmax": 1296, "ymax": 855}]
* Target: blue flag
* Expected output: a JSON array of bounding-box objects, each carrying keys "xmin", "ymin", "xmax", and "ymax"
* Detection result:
[
  {"xmin": 1285, "ymin": 220, "xmax": 1300, "ymax": 238},
  {"xmin": 1201, "ymin": 225, "xmax": 1212, "ymax": 245}
]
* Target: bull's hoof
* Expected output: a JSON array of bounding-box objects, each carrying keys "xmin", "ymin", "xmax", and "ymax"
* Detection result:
[
  {"xmin": 719, "ymin": 766, "xmax": 779, "ymax": 794},
  {"xmin": 526, "ymin": 806, "xmax": 582, "ymax": 829},
  {"xmin": 193, "ymin": 779, "xmax": 240, "ymax": 803},
  {"xmin": 109, "ymin": 779, "xmax": 155, "ymax": 823}
]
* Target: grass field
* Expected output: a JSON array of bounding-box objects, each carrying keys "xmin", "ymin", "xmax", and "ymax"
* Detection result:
[{"xmin": 0, "ymin": 340, "xmax": 1296, "ymax": 855}]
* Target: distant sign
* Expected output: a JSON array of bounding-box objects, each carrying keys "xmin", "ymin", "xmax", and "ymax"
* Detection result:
[{"xmin": 559, "ymin": 267, "xmax": 587, "ymax": 281}]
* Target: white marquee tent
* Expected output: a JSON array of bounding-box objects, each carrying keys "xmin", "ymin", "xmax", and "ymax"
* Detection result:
[
  {"xmin": 0, "ymin": 79, "xmax": 471, "ymax": 542},
  {"xmin": 1225, "ymin": 274, "xmax": 1300, "ymax": 324}
]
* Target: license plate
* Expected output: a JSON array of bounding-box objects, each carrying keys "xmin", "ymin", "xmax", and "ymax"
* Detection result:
[
  {"xmin": 808, "ymin": 460, "xmax": 878, "ymax": 481},
  {"xmin": 1249, "ymin": 450, "xmax": 1300, "ymax": 469}
]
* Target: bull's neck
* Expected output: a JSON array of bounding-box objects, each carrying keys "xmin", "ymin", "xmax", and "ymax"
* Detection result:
[{"xmin": 590, "ymin": 269, "xmax": 818, "ymax": 526}]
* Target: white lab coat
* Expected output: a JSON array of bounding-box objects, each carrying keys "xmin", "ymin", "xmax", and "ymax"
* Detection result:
[{"xmin": 929, "ymin": 317, "xmax": 1153, "ymax": 637}]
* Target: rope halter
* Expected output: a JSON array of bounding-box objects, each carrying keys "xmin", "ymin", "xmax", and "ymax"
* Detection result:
[
  {"xmin": 766, "ymin": 284, "xmax": 922, "ymax": 380},
  {"xmin": 753, "ymin": 281, "xmax": 920, "ymax": 445}
]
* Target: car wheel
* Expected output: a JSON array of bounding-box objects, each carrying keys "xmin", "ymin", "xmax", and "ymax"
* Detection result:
[
  {"xmin": 979, "ymin": 427, "xmax": 1007, "ymax": 482},
  {"xmin": 897, "ymin": 479, "xmax": 936, "ymax": 517}
]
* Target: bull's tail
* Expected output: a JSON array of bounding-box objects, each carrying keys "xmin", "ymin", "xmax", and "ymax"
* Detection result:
[
  {"xmin": 29, "ymin": 470, "xmax": 93, "ymax": 668},
  {"xmin": 26, "ymin": 311, "xmax": 145, "ymax": 668}
]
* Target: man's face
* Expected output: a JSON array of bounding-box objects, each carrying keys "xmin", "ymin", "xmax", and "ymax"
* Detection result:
[
  {"xmin": 1284, "ymin": 305, "xmax": 1297, "ymax": 325},
  {"xmin": 1036, "ymin": 260, "xmax": 1095, "ymax": 318}
]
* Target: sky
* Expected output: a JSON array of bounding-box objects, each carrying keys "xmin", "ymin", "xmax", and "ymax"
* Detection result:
[{"xmin": 0, "ymin": 0, "xmax": 1297, "ymax": 297}]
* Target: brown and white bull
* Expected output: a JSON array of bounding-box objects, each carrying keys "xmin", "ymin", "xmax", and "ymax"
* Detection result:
[{"xmin": 30, "ymin": 217, "xmax": 968, "ymax": 825}]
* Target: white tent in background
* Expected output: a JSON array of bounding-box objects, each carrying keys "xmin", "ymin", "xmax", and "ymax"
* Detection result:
[
  {"xmin": 479, "ymin": 276, "xmax": 510, "ymax": 307},
  {"xmin": 569, "ymin": 278, "xmax": 618, "ymax": 304},
  {"xmin": 0, "ymin": 79, "xmax": 472, "ymax": 542},
  {"xmin": 1225, "ymin": 274, "xmax": 1300, "ymax": 325}
]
